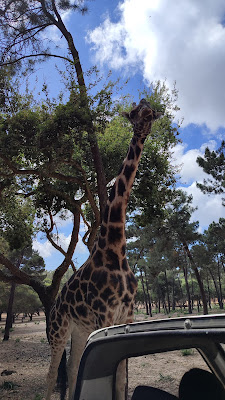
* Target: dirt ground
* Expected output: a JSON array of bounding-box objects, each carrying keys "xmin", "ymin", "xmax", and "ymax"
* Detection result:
[{"xmin": 0, "ymin": 311, "xmax": 209, "ymax": 400}]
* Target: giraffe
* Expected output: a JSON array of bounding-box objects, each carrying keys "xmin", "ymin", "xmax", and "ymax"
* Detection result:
[{"xmin": 46, "ymin": 99, "xmax": 162, "ymax": 400}]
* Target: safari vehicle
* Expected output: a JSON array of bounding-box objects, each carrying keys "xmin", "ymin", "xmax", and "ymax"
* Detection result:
[{"xmin": 73, "ymin": 314, "xmax": 225, "ymax": 400}]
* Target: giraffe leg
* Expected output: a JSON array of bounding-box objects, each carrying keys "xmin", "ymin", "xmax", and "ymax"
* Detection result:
[
  {"xmin": 46, "ymin": 330, "xmax": 71, "ymax": 400},
  {"xmin": 46, "ymin": 348, "xmax": 66, "ymax": 399},
  {"xmin": 67, "ymin": 326, "xmax": 89, "ymax": 400}
]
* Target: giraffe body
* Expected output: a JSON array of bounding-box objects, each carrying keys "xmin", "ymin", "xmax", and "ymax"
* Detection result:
[{"xmin": 46, "ymin": 99, "xmax": 161, "ymax": 400}]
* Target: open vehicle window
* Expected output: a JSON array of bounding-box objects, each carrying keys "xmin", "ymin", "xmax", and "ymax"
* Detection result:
[
  {"xmin": 75, "ymin": 316, "xmax": 225, "ymax": 400},
  {"xmin": 128, "ymin": 349, "xmax": 210, "ymax": 399}
]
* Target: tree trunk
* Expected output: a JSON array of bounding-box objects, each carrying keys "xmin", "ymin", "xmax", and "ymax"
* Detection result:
[
  {"xmin": 172, "ymin": 273, "xmax": 176, "ymax": 311},
  {"xmin": 182, "ymin": 265, "xmax": 192, "ymax": 314},
  {"xmin": 177, "ymin": 275, "xmax": 184, "ymax": 310},
  {"xmin": 209, "ymin": 267, "xmax": 222, "ymax": 309},
  {"xmin": 217, "ymin": 260, "xmax": 223, "ymax": 309},
  {"xmin": 156, "ymin": 281, "xmax": 161, "ymax": 313},
  {"xmin": 221, "ymin": 261, "xmax": 225, "ymax": 275},
  {"xmin": 191, "ymin": 275, "xmax": 194, "ymax": 311},
  {"xmin": 140, "ymin": 269, "xmax": 149, "ymax": 315},
  {"xmin": 193, "ymin": 266, "xmax": 208, "ymax": 314},
  {"xmin": 182, "ymin": 241, "xmax": 208, "ymax": 315},
  {"xmin": 163, "ymin": 300, "xmax": 168, "ymax": 314},
  {"xmin": 206, "ymin": 270, "xmax": 212, "ymax": 309},
  {"xmin": 40, "ymin": 5, "xmax": 108, "ymax": 219},
  {"xmin": 197, "ymin": 297, "xmax": 200, "ymax": 313},
  {"xmin": 3, "ymin": 282, "xmax": 16, "ymax": 341},
  {"xmin": 143, "ymin": 267, "xmax": 152, "ymax": 317},
  {"xmin": 164, "ymin": 270, "xmax": 171, "ymax": 313},
  {"xmin": 57, "ymin": 24, "xmax": 108, "ymax": 219}
]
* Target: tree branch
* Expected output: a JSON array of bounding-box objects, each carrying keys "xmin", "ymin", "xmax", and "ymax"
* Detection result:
[
  {"xmin": 1, "ymin": 52, "xmax": 73, "ymax": 66},
  {"xmin": 40, "ymin": 0, "xmax": 59, "ymax": 27},
  {"xmin": 49, "ymin": 209, "xmax": 81, "ymax": 298},
  {"xmin": 51, "ymin": 0, "xmax": 64, "ymax": 26},
  {"xmin": 0, "ymin": 155, "xmax": 83, "ymax": 186},
  {"xmin": 45, "ymin": 209, "xmax": 76, "ymax": 272},
  {"xmin": 0, "ymin": 253, "xmax": 31, "ymax": 285},
  {"xmin": 0, "ymin": 269, "xmax": 24, "ymax": 284}
]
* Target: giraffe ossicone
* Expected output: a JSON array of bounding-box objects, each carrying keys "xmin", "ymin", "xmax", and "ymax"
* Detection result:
[{"xmin": 46, "ymin": 98, "xmax": 162, "ymax": 400}]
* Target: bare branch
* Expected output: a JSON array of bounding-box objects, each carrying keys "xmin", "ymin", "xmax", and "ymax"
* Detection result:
[
  {"xmin": 51, "ymin": 0, "xmax": 64, "ymax": 26},
  {"xmin": 1, "ymin": 52, "xmax": 73, "ymax": 66},
  {"xmin": 40, "ymin": 0, "xmax": 60, "ymax": 28},
  {"xmin": 49, "ymin": 209, "xmax": 81, "ymax": 298},
  {"xmin": 45, "ymin": 209, "xmax": 76, "ymax": 272}
]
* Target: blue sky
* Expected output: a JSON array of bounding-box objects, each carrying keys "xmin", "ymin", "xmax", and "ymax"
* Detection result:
[{"xmin": 32, "ymin": 0, "xmax": 225, "ymax": 270}]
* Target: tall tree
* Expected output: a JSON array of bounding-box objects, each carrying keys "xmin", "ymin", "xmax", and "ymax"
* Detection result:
[
  {"xmin": 0, "ymin": 190, "xmax": 45, "ymax": 338},
  {"xmin": 0, "ymin": 3, "xmax": 181, "ymax": 323},
  {"xmin": 162, "ymin": 190, "xmax": 208, "ymax": 314},
  {"xmin": 13, "ymin": 285, "xmax": 42, "ymax": 321},
  {"xmin": 203, "ymin": 219, "xmax": 225, "ymax": 309},
  {"xmin": 0, "ymin": 82, "xmax": 180, "ymax": 318},
  {"xmin": 196, "ymin": 140, "xmax": 225, "ymax": 205},
  {"xmin": 0, "ymin": 0, "xmax": 108, "ymax": 218}
]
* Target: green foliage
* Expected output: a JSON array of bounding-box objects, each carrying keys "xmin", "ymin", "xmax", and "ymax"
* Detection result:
[
  {"xmin": 21, "ymin": 247, "xmax": 46, "ymax": 281},
  {"xmin": 12, "ymin": 285, "xmax": 42, "ymax": 315},
  {"xmin": 98, "ymin": 112, "xmax": 132, "ymax": 183},
  {"xmin": 181, "ymin": 348, "xmax": 194, "ymax": 356},
  {"xmin": 204, "ymin": 218, "xmax": 225, "ymax": 256},
  {"xmin": 127, "ymin": 189, "xmax": 214, "ymax": 313},
  {"xmin": 0, "ymin": 72, "xmax": 181, "ymax": 239},
  {"xmin": 0, "ymin": 185, "xmax": 34, "ymax": 251},
  {"xmin": 44, "ymin": 267, "xmax": 74, "ymax": 288},
  {"xmin": 164, "ymin": 189, "xmax": 200, "ymax": 243},
  {"xmin": 0, "ymin": 2, "xmax": 183, "ymax": 311},
  {"xmin": 134, "ymin": 280, "xmax": 146, "ymax": 304},
  {"xmin": 0, "ymin": 279, "xmax": 43, "ymax": 315},
  {"xmin": 197, "ymin": 140, "xmax": 225, "ymax": 204},
  {"xmin": 0, "ymin": 281, "xmax": 10, "ymax": 311},
  {"xmin": 0, "ymin": 66, "xmax": 35, "ymax": 115}
]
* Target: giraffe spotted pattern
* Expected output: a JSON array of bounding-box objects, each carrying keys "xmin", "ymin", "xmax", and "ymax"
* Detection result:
[{"xmin": 46, "ymin": 99, "xmax": 162, "ymax": 400}]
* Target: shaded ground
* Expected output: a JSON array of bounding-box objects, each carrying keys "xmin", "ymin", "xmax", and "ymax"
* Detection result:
[{"xmin": 0, "ymin": 311, "xmax": 209, "ymax": 399}]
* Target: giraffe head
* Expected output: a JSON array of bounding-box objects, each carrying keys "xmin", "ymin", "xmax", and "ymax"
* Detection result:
[{"xmin": 122, "ymin": 98, "xmax": 162, "ymax": 138}]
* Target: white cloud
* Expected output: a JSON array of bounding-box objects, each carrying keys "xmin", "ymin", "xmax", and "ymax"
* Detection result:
[
  {"xmin": 180, "ymin": 182, "xmax": 225, "ymax": 231},
  {"xmin": 172, "ymin": 139, "xmax": 225, "ymax": 229},
  {"xmin": 172, "ymin": 140, "xmax": 217, "ymax": 185},
  {"xmin": 33, "ymin": 238, "xmax": 55, "ymax": 258},
  {"xmin": 87, "ymin": 0, "xmax": 225, "ymax": 130},
  {"xmin": 33, "ymin": 233, "xmax": 88, "ymax": 259}
]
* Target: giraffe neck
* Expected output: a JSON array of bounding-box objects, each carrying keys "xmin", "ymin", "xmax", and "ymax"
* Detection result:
[{"xmin": 96, "ymin": 133, "xmax": 146, "ymax": 254}]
